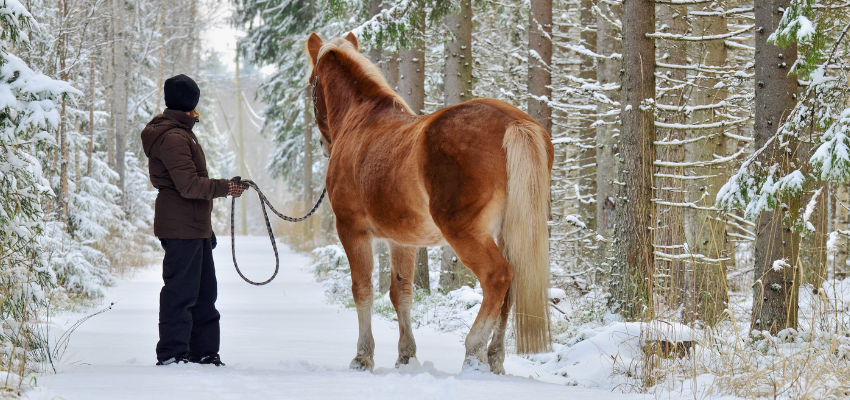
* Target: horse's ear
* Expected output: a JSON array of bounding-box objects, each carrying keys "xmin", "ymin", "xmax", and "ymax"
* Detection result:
[
  {"xmin": 307, "ymin": 32, "xmax": 324, "ymax": 67},
  {"xmin": 345, "ymin": 32, "xmax": 360, "ymax": 51}
]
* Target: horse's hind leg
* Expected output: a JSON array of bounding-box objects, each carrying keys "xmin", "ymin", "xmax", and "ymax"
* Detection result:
[
  {"xmin": 487, "ymin": 288, "xmax": 512, "ymax": 374},
  {"xmin": 337, "ymin": 225, "xmax": 376, "ymax": 371},
  {"xmin": 444, "ymin": 233, "xmax": 513, "ymax": 370},
  {"xmin": 388, "ymin": 242, "xmax": 417, "ymax": 367}
]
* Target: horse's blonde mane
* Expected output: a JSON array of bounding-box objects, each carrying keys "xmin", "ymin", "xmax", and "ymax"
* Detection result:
[{"xmin": 315, "ymin": 38, "xmax": 415, "ymax": 115}]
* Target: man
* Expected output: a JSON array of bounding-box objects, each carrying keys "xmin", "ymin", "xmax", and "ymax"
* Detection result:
[{"xmin": 141, "ymin": 74, "xmax": 247, "ymax": 366}]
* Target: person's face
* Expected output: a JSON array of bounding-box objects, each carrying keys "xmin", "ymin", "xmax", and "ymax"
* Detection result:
[{"xmin": 190, "ymin": 108, "xmax": 201, "ymax": 122}]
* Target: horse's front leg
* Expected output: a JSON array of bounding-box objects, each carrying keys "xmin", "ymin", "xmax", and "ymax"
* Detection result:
[
  {"xmin": 337, "ymin": 224, "xmax": 376, "ymax": 371},
  {"xmin": 388, "ymin": 243, "xmax": 417, "ymax": 367}
]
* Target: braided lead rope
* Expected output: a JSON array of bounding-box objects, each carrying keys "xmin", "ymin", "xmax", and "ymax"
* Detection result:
[{"xmin": 230, "ymin": 177, "xmax": 327, "ymax": 286}]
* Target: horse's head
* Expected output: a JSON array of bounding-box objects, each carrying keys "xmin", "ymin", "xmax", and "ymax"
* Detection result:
[
  {"xmin": 305, "ymin": 32, "xmax": 414, "ymax": 158},
  {"xmin": 305, "ymin": 32, "xmax": 360, "ymax": 158}
]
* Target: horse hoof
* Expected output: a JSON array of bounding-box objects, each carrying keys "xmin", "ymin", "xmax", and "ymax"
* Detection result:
[
  {"xmin": 395, "ymin": 356, "xmax": 415, "ymax": 368},
  {"xmin": 488, "ymin": 352, "xmax": 505, "ymax": 374},
  {"xmin": 461, "ymin": 355, "xmax": 491, "ymax": 373},
  {"xmin": 349, "ymin": 357, "xmax": 374, "ymax": 372},
  {"xmin": 489, "ymin": 362, "xmax": 505, "ymax": 375}
]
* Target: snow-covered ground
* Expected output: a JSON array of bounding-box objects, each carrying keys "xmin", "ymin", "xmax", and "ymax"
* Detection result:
[{"xmin": 26, "ymin": 237, "xmax": 652, "ymax": 400}]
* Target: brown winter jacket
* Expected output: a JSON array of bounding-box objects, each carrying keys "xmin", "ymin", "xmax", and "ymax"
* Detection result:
[{"xmin": 141, "ymin": 109, "xmax": 229, "ymax": 239}]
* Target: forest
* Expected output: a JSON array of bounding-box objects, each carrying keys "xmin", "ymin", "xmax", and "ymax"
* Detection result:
[{"xmin": 2, "ymin": 0, "xmax": 850, "ymax": 397}]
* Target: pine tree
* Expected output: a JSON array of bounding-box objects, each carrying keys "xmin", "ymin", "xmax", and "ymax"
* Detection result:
[
  {"xmin": 0, "ymin": 0, "xmax": 80, "ymax": 385},
  {"xmin": 528, "ymin": 0, "xmax": 552, "ymax": 134},
  {"xmin": 609, "ymin": 0, "xmax": 657, "ymax": 320}
]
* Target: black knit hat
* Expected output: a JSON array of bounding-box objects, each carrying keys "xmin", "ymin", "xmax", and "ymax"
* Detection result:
[{"xmin": 164, "ymin": 74, "xmax": 200, "ymax": 112}]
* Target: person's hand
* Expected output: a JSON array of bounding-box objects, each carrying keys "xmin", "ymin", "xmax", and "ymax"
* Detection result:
[{"xmin": 228, "ymin": 181, "xmax": 247, "ymax": 198}]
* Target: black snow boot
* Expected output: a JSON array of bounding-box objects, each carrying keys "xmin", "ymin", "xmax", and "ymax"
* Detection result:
[
  {"xmin": 189, "ymin": 354, "xmax": 225, "ymax": 367},
  {"xmin": 156, "ymin": 355, "xmax": 189, "ymax": 366}
]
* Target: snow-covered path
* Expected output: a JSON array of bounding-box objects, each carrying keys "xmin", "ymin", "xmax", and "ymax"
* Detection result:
[{"xmin": 30, "ymin": 237, "xmax": 648, "ymax": 399}]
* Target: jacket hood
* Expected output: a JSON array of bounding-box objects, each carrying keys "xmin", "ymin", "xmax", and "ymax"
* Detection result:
[{"xmin": 141, "ymin": 109, "xmax": 197, "ymax": 157}]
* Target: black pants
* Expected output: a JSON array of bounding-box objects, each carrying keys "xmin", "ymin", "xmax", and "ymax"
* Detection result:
[{"xmin": 156, "ymin": 237, "xmax": 220, "ymax": 362}]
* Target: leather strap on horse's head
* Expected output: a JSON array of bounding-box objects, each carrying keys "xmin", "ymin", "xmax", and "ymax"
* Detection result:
[{"xmin": 310, "ymin": 70, "xmax": 333, "ymax": 150}]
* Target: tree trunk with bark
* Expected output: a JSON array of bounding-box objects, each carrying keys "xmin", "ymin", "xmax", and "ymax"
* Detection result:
[
  {"xmin": 398, "ymin": 30, "xmax": 425, "ymax": 113},
  {"xmin": 444, "ymin": 0, "xmax": 473, "ymax": 105},
  {"xmin": 682, "ymin": 6, "xmax": 731, "ymax": 325},
  {"xmin": 610, "ymin": 0, "xmax": 656, "ymax": 320},
  {"xmin": 595, "ymin": 2, "xmax": 621, "ymax": 279},
  {"xmin": 87, "ymin": 56, "xmax": 95, "ymax": 176},
  {"xmin": 59, "ymin": 0, "xmax": 69, "ymax": 217},
  {"xmin": 751, "ymin": 0, "xmax": 800, "ymax": 334},
  {"xmin": 414, "ymin": 248, "xmax": 430, "ymax": 293},
  {"xmin": 106, "ymin": 0, "xmax": 114, "ymax": 170},
  {"xmin": 834, "ymin": 184, "xmax": 849, "ymax": 279},
  {"xmin": 112, "ymin": 0, "xmax": 127, "ymax": 202},
  {"xmin": 187, "ymin": 0, "xmax": 197, "ymax": 69},
  {"xmin": 398, "ymin": 6, "xmax": 425, "ymax": 113},
  {"xmin": 576, "ymin": 0, "xmax": 598, "ymax": 277},
  {"xmin": 800, "ymin": 181, "xmax": 828, "ymax": 288},
  {"xmin": 369, "ymin": 0, "xmax": 383, "ymax": 65},
  {"xmin": 654, "ymin": 3, "xmax": 687, "ymax": 321},
  {"xmin": 378, "ymin": 241, "xmax": 391, "ymax": 294},
  {"xmin": 528, "ymin": 0, "xmax": 552, "ymax": 134}
]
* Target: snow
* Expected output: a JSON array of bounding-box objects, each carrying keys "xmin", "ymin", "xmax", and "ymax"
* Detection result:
[
  {"xmin": 27, "ymin": 237, "xmax": 652, "ymax": 400},
  {"xmin": 772, "ymin": 259, "xmax": 791, "ymax": 272},
  {"xmin": 525, "ymin": 321, "xmax": 695, "ymax": 389},
  {"xmin": 827, "ymin": 231, "xmax": 839, "ymax": 257},
  {"xmin": 0, "ymin": 0, "xmax": 32, "ymax": 27},
  {"xmin": 448, "ymin": 286, "xmax": 484, "ymax": 307},
  {"xmin": 795, "ymin": 16, "xmax": 816, "ymax": 41}
]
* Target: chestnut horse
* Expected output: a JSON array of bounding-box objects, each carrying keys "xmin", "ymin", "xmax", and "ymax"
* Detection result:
[{"xmin": 306, "ymin": 32, "xmax": 553, "ymax": 373}]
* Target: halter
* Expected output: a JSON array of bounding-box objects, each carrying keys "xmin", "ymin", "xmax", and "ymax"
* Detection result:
[{"xmin": 310, "ymin": 71, "xmax": 333, "ymax": 147}]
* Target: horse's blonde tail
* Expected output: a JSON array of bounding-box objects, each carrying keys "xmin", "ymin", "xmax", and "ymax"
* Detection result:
[{"xmin": 501, "ymin": 120, "xmax": 552, "ymax": 354}]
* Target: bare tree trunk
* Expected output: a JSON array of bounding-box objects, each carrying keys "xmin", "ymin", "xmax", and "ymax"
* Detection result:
[
  {"xmin": 112, "ymin": 0, "xmax": 127, "ymax": 201},
  {"xmin": 444, "ymin": 0, "xmax": 473, "ymax": 105},
  {"xmin": 440, "ymin": 247, "xmax": 475, "ymax": 290},
  {"xmin": 800, "ymin": 181, "xmax": 828, "ymax": 287},
  {"xmin": 595, "ymin": 2, "xmax": 621, "ymax": 278},
  {"xmin": 835, "ymin": 184, "xmax": 849, "ymax": 279},
  {"xmin": 610, "ymin": 0, "xmax": 656, "ymax": 320},
  {"xmin": 156, "ymin": 0, "xmax": 167, "ymax": 111},
  {"xmin": 236, "ymin": 49, "xmax": 247, "ymax": 235},
  {"xmin": 654, "ymin": 4, "xmax": 687, "ymax": 320},
  {"xmin": 88, "ymin": 56, "xmax": 95, "ymax": 176},
  {"xmin": 576, "ymin": 0, "xmax": 598, "ymax": 277},
  {"xmin": 59, "ymin": 0, "xmax": 69, "ymax": 217},
  {"xmin": 751, "ymin": 0, "xmax": 800, "ymax": 334},
  {"xmin": 368, "ymin": 0, "xmax": 383, "ymax": 65},
  {"xmin": 106, "ymin": 0, "xmax": 114, "ymax": 170},
  {"xmin": 528, "ymin": 0, "xmax": 552, "ymax": 134},
  {"xmin": 382, "ymin": 54, "xmax": 399, "ymax": 90},
  {"xmin": 414, "ymin": 247, "xmax": 430, "ymax": 293},
  {"xmin": 187, "ymin": 0, "xmax": 197, "ymax": 68},
  {"xmin": 376, "ymin": 240, "xmax": 391, "ymax": 294},
  {"xmin": 440, "ymin": 0, "xmax": 475, "ymax": 291},
  {"xmin": 683, "ymin": 8, "xmax": 730, "ymax": 325},
  {"xmin": 398, "ymin": 20, "xmax": 425, "ymax": 113}
]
